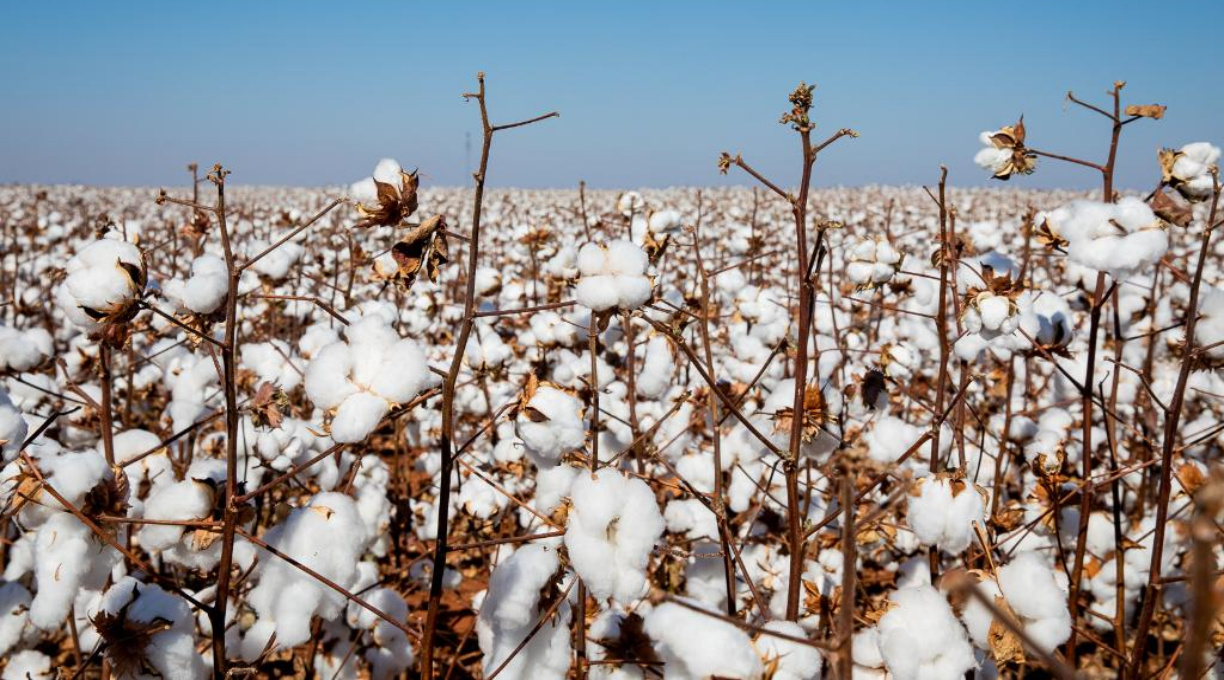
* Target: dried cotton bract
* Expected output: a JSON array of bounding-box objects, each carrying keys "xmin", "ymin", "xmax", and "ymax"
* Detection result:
[{"xmin": 974, "ymin": 119, "xmax": 1037, "ymax": 180}]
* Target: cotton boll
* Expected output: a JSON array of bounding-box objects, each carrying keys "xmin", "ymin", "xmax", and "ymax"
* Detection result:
[
  {"xmin": 2, "ymin": 650, "xmax": 52, "ymax": 680},
  {"xmin": 96, "ymin": 577, "xmax": 207, "ymax": 679},
  {"xmin": 644, "ymin": 599, "xmax": 764, "ymax": 679},
  {"xmin": 174, "ymin": 254, "xmax": 228, "ymax": 314},
  {"xmin": 139, "ymin": 479, "xmax": 215, "ymax": 551},
  {"xmin": 477, "ymin": 544, "xmax": 570, "ymax": 680},
  {"xmin": 637, "ymin": 335, "xmax": 675, "ymax": 399},
  {"xmin": 516, "ymin": 385, "xmax": 585, "ymax": 468},
  {"xmin": 246, "ymin": 492, "xmax": 368, "ymax": 651},
  {"xmin": 565, "ymin": 470, "xmax": 664, "ymax": 603},
  {"xmin": 755, "ymin": 620, "xmax": 823, "ymax": 680},
  {"xmin": 617, "ymin": 191, "xmax": 645, "ymax": 217},
  {"xmin": 0, "ymin": 326, "xmax": 53, "ymax": 372},
  {"xmin": 1195, "ymin": 286, "xmax": 1224, "ymax": 364},
  {"xmin": 1167, "ymin": 142, "xmax": 1221, "ymax": 201},
  {"xmin": 846, "ymin": 238, "xmax": 901, "ymax": 288},
  {"xmin": 304, "ymin": 315, "xmax": 434, "ymax": 443},
  {"xmin": 648, "ymin": 208, "xmax": 683, "ymax": 235},
  {"xmin": 0, "ymin": 389, "xmax": 28, "ymax": 464},
  {"xmin": 907, "ymin": 477, "xmax": 986, "ymax": 554},
  {"xmin": 1051, "ymin": 198, "xmax": 1168, "ymax": 280},
  {"xmin": 0, "ymin": 581, "xmax": 32, "ymax": 657},
  {"xmin": 30, "ymin": 512, "xmax": 117, "ymax": 629},
  {"xmin": 877, "ymin": 584, "xmax": 976, "ymax": 680},
  {"xmin": 996, "ymin": 552, "xmax": 1071, "ymax": 651},
  {"xmin": 58, "ymin": 239, "xmax": 146, "ymax": 330},
  {"xmin": 575, "ymin": 241, "xmax": 652, "ymax": 311}
]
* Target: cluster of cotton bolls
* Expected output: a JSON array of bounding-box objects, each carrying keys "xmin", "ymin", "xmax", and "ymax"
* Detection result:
[{"xmin": 1, "ymin": 115, "xmax": 1222, "ymax": 680}]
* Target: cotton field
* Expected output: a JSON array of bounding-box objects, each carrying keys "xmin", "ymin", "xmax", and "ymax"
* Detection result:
[{"xmin": 2, "ymin": 76, "xmax": 1223, "ymax": 680}]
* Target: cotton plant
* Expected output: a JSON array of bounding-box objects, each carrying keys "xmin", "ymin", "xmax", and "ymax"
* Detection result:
[
  {"xmin": 961, "ymin": 551, "xmax": 1072, "ymax": 658},
  {"xmin": 304, "ymin": 314, "xmax": 435, "ymax": 443}
]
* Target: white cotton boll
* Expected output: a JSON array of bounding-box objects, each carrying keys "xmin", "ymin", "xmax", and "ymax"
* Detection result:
[
  {"xmin": 299, "ymin": 323, "xmax": 340, "ymax": 360},
  {"xmin": 974, "ymin": 132, "xmax": 1013, "ymax": 175},
  {"xmin": 247, "ymin": 492, "xmax": 368, "ymax": 650},
  {"xmin": 59, "ymin": 239, "xmax": 145, "ymax": 330},
  {"xmin": 637, "ymin": 335, "xmax": 674, "ymax": 399},
  {"xmin": 1194, "ymin": 286, "xmax": 1224, "ymax": 363},
  {"xmin": 847, "ymin": 238, "xmax": 901, "ymax": 288},
  {"xmin": 304, "ymin": 316, "xmax": 433, "ymax": 443},
  {"xmin": 139, "ymin": 479, "xmax": 215, "ymax": 551},
  {"xmin": 477, "ymin": 544, "xmax": 570, "ymax": 680},
  {"xmin": 331, "ymin": 391, "xmax": 390, "ymax": 444},
  {"xmin": 2, "ymin": 650, "xmax": 52, "ymax": 680},
  {"xmin": 865, "ymin": 415, "xmax": 946, "ymax": 465},
  {"xmin": 907, "ymin": 477, "xmax": 986, "ymax": 554},
  {"xmin": 578, "ymin": 243, "xmax": 609, "ymax": 276},
  {"xmin": 997, "ymin": 552, "xmax": 1071, "ymax": 651},
  {"xmin": 533, "ymin": 463, "xmax": 579, "ymax": 515},
  {"xmin": 1170, "ymin": 142, "xmax": 1221, "ymax": 201},
  {"xmin": 976, "ymin": 294, "xmax": 1014, "ymax": 333},
  {"xmin": 617, "ymin": 191, "xmax": 644, "ymax": 216},
  {"xmin": 97, "ymin": 577, "xmax": 207, "ymax": 679},
  {"xmin": 179, "ymin": 254, "xmax": 228, "ymax": 314},
  {"xmin": 0, "ymin": 326, "xmax": 52, "ymax": 372},
  {"xmin": 249, "ymin": 240, "xmax": 303, "ymax": 280},
  {"xmin": 30, "ymin": 513, "xmax": 108, "ymax": 629},
  {"xmin": 305, "ymin": 343, "xmax": 357, "ymax": 409},
  {"xmin": 0, "ymin": 581, "xmax": 31, "ymax": 657},
  {"xmin": 664, "ymin": 498, "xmax": 720, "ymax": 541},
  {"xmin": 853, "ymin": 627, "xmax": 887, "ymax": 676},
  {"xmin": 565, "ymin": 470, "xmax": 664, "ymax": 603},
  {"xmin": 576, "ymin": 241, "xmax": 652, "ymax": 311},
  {"xmin": 755, "ymin": 620, "xmax": 823, "ymax": 680},
  {"xmin": 877, "ymin": 584, "xmax": 976, "ymax": 680},
  {"xmin": 1054, "ymin": 198, "xmax": 1168, "ymax": 279},
  {"xmin": 644, "ymin": 599, "xmax": 764, "ymax": 680},
  {"xmin": 516, "ymin": 386, "xmax": 586, "ymax": 468},
  {"xmin": 242, "ymin": 340, "xmax": 303, "ymax": 391},
  {"xmin": 0, "ymin": 389, "xmax": 28, "ymax": 464},
  {"xmin": 649, "ymin": 208, "xmax": 683, "ymax": 234}
]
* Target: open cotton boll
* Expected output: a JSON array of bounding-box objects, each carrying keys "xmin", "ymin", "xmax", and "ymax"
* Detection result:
[
  {"xmin": 245, "ymin": 492, "xmax": 368, "ymax": 652},
  {"xmin": 351, "ymin": 587, "xmax": 415, "ymax": 679},
  {"xmin": 515, "ymin": 385, "xmax": 585, "ymax": 468},
  {"xmin": 349, "ymin": 158, "xmax": 403, "ymax": 203},
  {"xmin": 575, "ymin": 241, "xmax": 652, "ymax": 311},
  {"xmin": 96, "ymin": 577, "xmax": 207, "ymax": 679},
  {"xmin": 664, "ymin": 498, "xmax": 720, "ymax": 540},
  {"xmin": 865, "ymin": 414, "xmax": 948, "ymax": 466},
  {"xmin": 58, "ymin": 238, "xmax": 146, "ymax": 330},
  {"xmin": 637, "ymin": 335, "xmax": 674, "ymax": 399},
  {"xmin": 139, "ymin": 479, "xmax": 215, "ymax": 551},
  {"xmin": 648, "ymin": 208, "xmax": 683, "ymax": 234},
  {"xmin": 996, "ymin": 551, "xmax": 1071, "ymax": 651},
  {"xmin": 2, "ymin": 650, "xmax": 52, "ymax": 680},
  {"xmin": 877, "ymin": 584, "xmax": 976, "ymax": 680},
  {"xmin": 974, "ymin": 132, "xmax": 1015, "ymax": 177},
  {"xmin": 477, "ymin": 544, "xmax": 570, "ymax": 680},
  {"xmin": 644, "ymin": 599, "xmax": 765, "ymax": 680},
  {"xmin": 616, "ymin": 191, "xmax": 645, "ymax": 216},
  {"xmin": 304, "ymin": 315, "xmax": 433, "ymax": 443},
  {"xmin": 564, "ymin": 470, "xmax": 664, "ymax": 603},
  {"xmin": 1047, "ymin": 198, "xmax": 1168, "ymax": 280},
  {"xmin": 0, "ymin": 388, "xmax": 28, "ymax": 464},
  {"xmin": 846, "ymin": 238, "xmax": 902, "ymax": 287},
  {"xmin": 167, "ymin": 254, "xmax": 228, "ymax": 315},
  {"xmin": 248, "ymin": 240, "xmax": 304, "ymax": 280},
  {"xmin": 907, "ymin": 477, "xmax": 986, "ymax": 554},
  {"xmin": 241, "ymin": 340, "xmax": 303, "ymax": 390},
  {"xmin": 1167, "ymin": 141, "xmax": 1221, "ymax": 201},
  {"xmin": 0, "ymin": 581, "xmax": 32, "ymax": 657},
  {"xmin": 31, "ymin": 512, "xmax": 117, "ymax": 629},
  {"xmin": 755, "ymin": 620, "xmax": 823, "ymax": 680},
  {"xmin": 1194, "ymin": 286, "xmax": 1224, "ymax": 364},
  {"xmin": 0, "ymin": 325, "xmax": 52, "ymax": 372}
]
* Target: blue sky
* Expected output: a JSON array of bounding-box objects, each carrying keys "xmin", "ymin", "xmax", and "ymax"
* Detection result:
[{"xmin": 1, "ymin": 1, "xmax": 1220, "ymax": 189}]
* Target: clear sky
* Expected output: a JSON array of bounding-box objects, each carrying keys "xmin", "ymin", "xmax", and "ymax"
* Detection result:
[{"xmin": 1, "ymin": 1, "xmax": 1220, "ymax": 190}]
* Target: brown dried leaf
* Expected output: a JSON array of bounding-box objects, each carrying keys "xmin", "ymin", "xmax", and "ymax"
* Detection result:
[
  {"xmin": 1125, "ymin": 104, "xmax": 1166, "ymax": 120},
  {"xmin": 987, "ymin": 595, "xmax": 1027, "ymax": 665}
]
